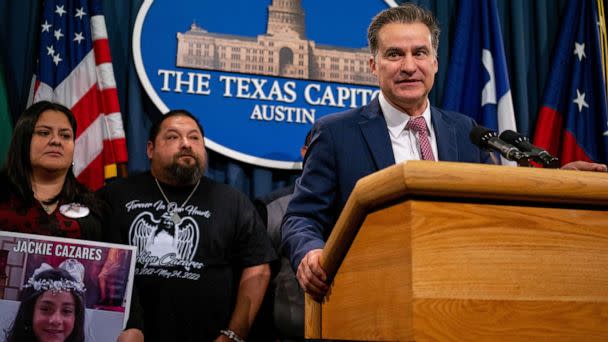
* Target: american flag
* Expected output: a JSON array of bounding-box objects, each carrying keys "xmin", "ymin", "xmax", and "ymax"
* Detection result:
[{"xmin": 31, "ymin": 0, "xmax": 127, "ymax": 190}]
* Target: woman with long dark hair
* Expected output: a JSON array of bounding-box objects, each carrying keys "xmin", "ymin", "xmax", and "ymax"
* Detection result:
[
  {"xmin": 0, "ymin": 101, "xmax": 104, "ymax": 239},
  {"xmin": 0, "ymin": 101, "xmax": 143, "ymax": 341}
]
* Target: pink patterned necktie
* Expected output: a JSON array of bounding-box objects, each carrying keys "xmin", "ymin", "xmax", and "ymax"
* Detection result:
[{"xmin": 406, "ymin": 116, "xmax": 435, "ymax": 161}]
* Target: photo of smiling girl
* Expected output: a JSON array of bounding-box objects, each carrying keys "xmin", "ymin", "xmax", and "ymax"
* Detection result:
[{"xmin": 5, "ymin": 259, "xmax": 86, "ymax": 342}]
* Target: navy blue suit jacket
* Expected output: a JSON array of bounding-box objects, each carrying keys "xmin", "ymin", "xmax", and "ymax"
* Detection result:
[{"xmin": 282, "ymin": 98, "xmax": 491, "ymax": 271}]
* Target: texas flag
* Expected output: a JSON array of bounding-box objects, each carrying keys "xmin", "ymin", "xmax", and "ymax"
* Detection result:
[
  {"xmin": 533, "ymin": 0, "xmax": 608, "ymax": 165},
  {"xmin": 442, "ymin": 0, "xmax": 517, "ymax": 165},
  {"xmin": 31, "ymin": 0, "xmax": 127, "ymax": 190}
]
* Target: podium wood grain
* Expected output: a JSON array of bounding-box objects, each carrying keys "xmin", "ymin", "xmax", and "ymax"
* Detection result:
[{"xmin": 306, "ymin": 161, "xmax": 608, "ymax": 341}]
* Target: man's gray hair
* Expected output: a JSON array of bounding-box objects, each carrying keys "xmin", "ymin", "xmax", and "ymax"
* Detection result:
[{"xmin": 367, "ymin": 3, "xmax": 440, "ymax": 57}]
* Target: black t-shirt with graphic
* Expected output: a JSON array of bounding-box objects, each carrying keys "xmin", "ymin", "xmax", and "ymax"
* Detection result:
[{"xmin": 99, "ymin": 172, "xmax": 276, "ymax": 341}]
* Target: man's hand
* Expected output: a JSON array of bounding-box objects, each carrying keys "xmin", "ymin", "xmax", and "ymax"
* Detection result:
[
  {"xmin": 296, "ymin": 249, "xmax": 328, "ymax": 301},
  {"xmin": 117, "ymin": 328, "xmax": 144, "ymax": 342},
  {"xmin": 561, "ymin": 161, "xmax": 607, "ymax": 172}
]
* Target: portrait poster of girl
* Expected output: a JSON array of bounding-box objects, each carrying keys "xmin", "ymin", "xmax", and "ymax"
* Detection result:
[{"xmin": 0, "ymin": 231, "xmax": 136, "ymax": 342}]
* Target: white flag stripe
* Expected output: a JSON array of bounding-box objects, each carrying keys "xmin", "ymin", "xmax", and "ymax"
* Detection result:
[
  {"xmin": 34, "ymin": 55, "xmax": 123, "ymax": 142},
  {"xmin": 498, "ymin": 90, "xmax": 517, "ymax": 133},
  {"xmin": 481, "ymin": 49, "xmax": 497, "ymax": 105},
  {"xmin": 96, "ymin": 62, "xmax": 117, "ymax": 90},
  {"xmin": 73, "ymin": 114, "xmax": 105, "ymax": 177},
  {"xmin": 105, "ymin": 112, "xmax": 126, "ymax": 139},
  {"xmin": 90, "ymin": 15, "xmax": 108, "ymax": 41},
  {"xmin": 498, "ymin": 90, "xmax": 517, "ymax": 166},
  {"xmin": 51, "ymin": 51, "xmax": 97, "ymax": 109},
  {"xmin": 27, "ymin": 75, "xmax": 37, "ymax": 106},
  {"xmin": 33, "ymin": 82, "xmax": 55, "ymax": 103}
]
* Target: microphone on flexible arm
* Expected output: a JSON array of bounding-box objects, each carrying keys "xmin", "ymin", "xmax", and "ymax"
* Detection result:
[
  {"xmin": 469, "ymin": 126, "xmax": 531, "ymax": 166},
  {"xmin": 498, "ymin": 130, "xmax": 560, "ymax": 168}
]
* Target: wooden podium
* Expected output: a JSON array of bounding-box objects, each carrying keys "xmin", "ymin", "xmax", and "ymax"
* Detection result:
[{"xmin": 305, "ymin": 161, "xmax": 608, "ymax": 341}]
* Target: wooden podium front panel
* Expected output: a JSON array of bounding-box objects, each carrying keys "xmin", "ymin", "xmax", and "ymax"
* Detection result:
[
  {"xmin": 322, "ymin": 201, "xmax": 414, "ymax": 341},
  {"xmin": 321, "ymin": 199, "xmax": 608, "ymax": 341},
  {"xmin": 410, "ymin": 200, "xmax": 608, "ymax": 341},
  {"xmin": 411, "ymin": 200, "xmax": 608, "ymax": 301}
]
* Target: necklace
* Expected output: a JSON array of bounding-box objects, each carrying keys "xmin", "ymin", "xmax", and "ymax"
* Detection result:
[
  {"xmin": 37, "ymin": 198, "xmax": 57, "ymax": 214},
  {"xmin": 154, "ymin": 177, "xmax": 201, "ymax": 224},
  {"xmin": 38, "ymin": 200, "xmax": 52, "ymax": 214}
]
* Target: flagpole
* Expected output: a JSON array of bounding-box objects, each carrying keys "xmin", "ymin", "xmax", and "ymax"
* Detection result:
[{"xmin": 598, "ymin": 0, "xmax": 608, "ymax": 98}]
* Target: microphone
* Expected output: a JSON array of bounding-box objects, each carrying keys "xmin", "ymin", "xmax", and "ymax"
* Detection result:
[
  {"xmin": 499, "ymin": 130, "xmax": 560, "ymax": 168},
  {"xmin": 469, "ymin": 126, "xmax": 529, "ymax": 163}
]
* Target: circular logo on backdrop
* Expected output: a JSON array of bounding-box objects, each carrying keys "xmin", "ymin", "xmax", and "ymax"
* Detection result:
[{"xmin": 134, "ymin": 0, "xmax": 394, "ymax": 169}]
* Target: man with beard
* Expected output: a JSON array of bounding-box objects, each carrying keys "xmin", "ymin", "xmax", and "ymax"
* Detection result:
[{"xmin": 99, "ymin": 110, "xmax": 276, "ymax": 342}]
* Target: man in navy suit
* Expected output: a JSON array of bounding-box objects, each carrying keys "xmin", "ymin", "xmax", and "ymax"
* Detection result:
[
  {"xmin": 281, "ymin": 3, "xmax": 483, "ymax": 300},
  {"xmin": 281, "ymin": 3, "xmax": 605, "ymax": 301}
]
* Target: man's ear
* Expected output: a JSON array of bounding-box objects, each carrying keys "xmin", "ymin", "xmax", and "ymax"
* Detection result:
[
  {"xmin": 369, "ymin": 55, "xmax": 378, "ymax": 77},
  {"xmin": 146, "ymin": 141, "xmax": 154, "ymax": 159}
]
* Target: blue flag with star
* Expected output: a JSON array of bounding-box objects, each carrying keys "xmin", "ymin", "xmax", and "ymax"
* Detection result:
[
  {"xmin": 533, "ymin": 0, "xmax": 608, "ymax": 165},
  {"xmin": 442, "ymin": 0, "xmax": 517, "ymax": 137}
]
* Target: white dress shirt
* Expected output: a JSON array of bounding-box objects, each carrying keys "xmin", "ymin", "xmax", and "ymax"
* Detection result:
[{"xmin": 378, "ymin": 92, "xmax": 438, "ymax": 164}]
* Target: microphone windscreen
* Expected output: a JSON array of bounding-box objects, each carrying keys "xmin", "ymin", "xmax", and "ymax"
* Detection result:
[
  {"xmin": 469, "ymin": 126, "xmax": 493, "ymax": 147},
  {"xmin": 498, "ymin": 130, "xmax": 521, "ymax": 144}
]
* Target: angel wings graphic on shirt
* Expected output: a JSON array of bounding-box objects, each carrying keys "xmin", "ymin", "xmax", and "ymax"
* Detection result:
[{"xmin": 128, "ymin": 211, "xmax": 199, "ymax": 261}]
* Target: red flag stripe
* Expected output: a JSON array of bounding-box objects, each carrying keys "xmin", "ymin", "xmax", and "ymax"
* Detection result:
[
  {"xmin": 561, "ymin": 130, "xmax": 592, "ymax": 164},
  {"xmin": 100, "ymin": 87, "xmax": 121, "ymax": 116},
  {"xmin": 93, "ymin": 39, "xmax": 112, "ymax": 65},
  {"xmin": 71, "ymin": 84, "xmax": 102, "ymax": 136},
  {"xmin": 110, "ymin": 137, "xmax": 128, "ymax": 162},
  {"xmin": 100, "ymin": 137, "xmax": 126, "ymax": 164},
  {"xmin": 532, "ymin": 106, "xmax": 564, "ymax": 158},
  {"xmin": 76, "ymin": 153, "xmax": 105, "ymax": 190}
]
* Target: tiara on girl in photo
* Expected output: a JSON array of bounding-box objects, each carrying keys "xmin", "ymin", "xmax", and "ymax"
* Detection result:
[{"xmin": 22, "ymin": 258, "xmax": 86, "ymax": 294}]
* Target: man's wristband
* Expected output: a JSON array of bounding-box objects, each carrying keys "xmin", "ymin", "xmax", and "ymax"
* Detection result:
[{"xmin": 220, "ymin": 329, "xmax": 246, "ymax": 342}]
